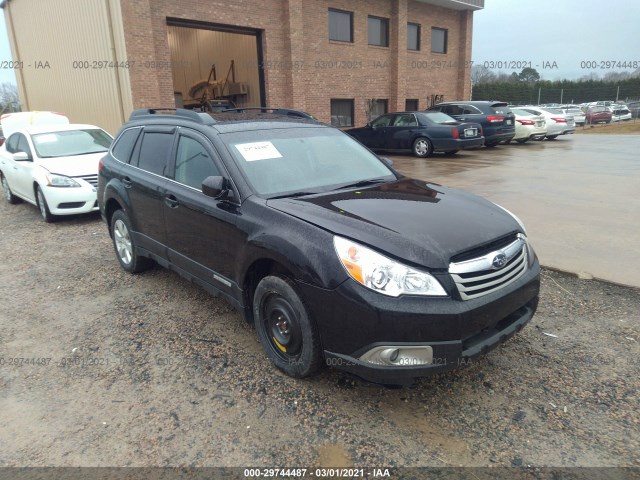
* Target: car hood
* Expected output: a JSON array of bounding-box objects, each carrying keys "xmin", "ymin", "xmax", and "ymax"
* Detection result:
[
  {"xmin": 35, "ymin": 152, "xmax": 104, "ymax": 176},
  {"xmin": 266, "ymin": 178, "xmax": 521, "ymax": 269}
]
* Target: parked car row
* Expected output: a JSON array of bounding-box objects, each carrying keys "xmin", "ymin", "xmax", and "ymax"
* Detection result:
[{"xmin": 0, "ymin": 107, "xmax": 541, "ymax": 386}]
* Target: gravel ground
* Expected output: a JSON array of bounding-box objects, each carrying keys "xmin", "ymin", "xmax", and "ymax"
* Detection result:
[{"xmin": 0, "ymin": 199, "xmax": 639, "ymax": 468}]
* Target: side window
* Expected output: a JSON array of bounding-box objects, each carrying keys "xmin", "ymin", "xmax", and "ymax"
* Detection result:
[
  {"xmin": 371, "ymin": 115, "xmax": 393, "ymax": 127},
  {"xmin": 462, "ymin": 106, "xmax": 482, "ymax": 115},
  {"xmin": 135, "ymin": 132, "xmax": 174, "ymax": 176},
  {"xmin": 392, "ymin": 114, "xmax": 417, "ymax": 127},
  {"xmin": 16, "ymin": 134, "xmax": 32, "ymax": 158},
  {"xmin": 111, "ymin": 128, "xmax": 140, "ymax": 163},
  {"xmin": 445, "ymin": 104, "xmax": 464, "ymax": 116},
  {"xmin": 174, "ymin": 136, "xmax": 219, "ymax": 190}
]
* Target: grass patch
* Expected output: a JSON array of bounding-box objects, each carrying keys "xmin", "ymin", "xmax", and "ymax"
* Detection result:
[{"xmin": 575, "ymin": 120, "xmax": 640, "ymax": 134}]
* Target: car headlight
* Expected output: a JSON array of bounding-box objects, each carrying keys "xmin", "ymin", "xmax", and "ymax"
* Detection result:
[
  {"xmin": 45, "ymin": 173, "xmax": 81, "ymax": 188},
  {"xmin": 495, "ymin": 203, "xmax": 527, "ymax": 235},
  {"xmin": 333, "ymin": 236, "xmax": 447, "ymax": 297}
]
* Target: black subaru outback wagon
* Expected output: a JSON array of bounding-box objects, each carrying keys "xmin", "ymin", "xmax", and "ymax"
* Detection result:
[{"xmin": 98, "ymin": 107, "xmax": 540, "ymax": 385}]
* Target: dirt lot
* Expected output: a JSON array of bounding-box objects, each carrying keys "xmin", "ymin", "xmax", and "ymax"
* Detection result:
[{"xmin": 0, "ymin": 199, "xmax": 639, "ymax": 469}]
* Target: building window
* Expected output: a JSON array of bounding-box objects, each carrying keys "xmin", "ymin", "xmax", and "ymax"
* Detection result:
[
  {"xmin": 405, "ymin": 99, "xmax": 419, "ymax": 111},
  {"xmin": 368, "ymin": 16, "xmax": 389, "ymax": 47},
  {"xmin": 407, "ymin": 23, "xmax": 420, "ymax": 51},
  {"xmin": 331, "ymin": 99, "xmax": 354, "ymax": 127},
  {"xmin": 329, "ymin": 9, "xmax": 353, "ymax": 43},
  {"xmin": 431, "ymin": 27, "xmax": 448, "ymax": 53}
]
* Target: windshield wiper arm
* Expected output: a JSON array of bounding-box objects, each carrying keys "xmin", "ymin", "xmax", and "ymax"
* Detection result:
[
  {"xmin": 268, "ymin": 191, "xmax": 318, "ymax": 200},
  {"xmin": 332, "ymin": 178, "xmax": 389, "ymax": 190}
]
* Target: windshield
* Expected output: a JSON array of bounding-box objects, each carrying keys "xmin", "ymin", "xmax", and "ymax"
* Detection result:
[
  {"xmin": 418, "ymin": 112, "xmax": 457, "ymax": 124},
  {"xmin": 222, "ymin": 127, "xmax": 395, "ymax": 197},
  {"xmin": 32, "ymin": 129, "xmax": 113, "ymax": 158}
]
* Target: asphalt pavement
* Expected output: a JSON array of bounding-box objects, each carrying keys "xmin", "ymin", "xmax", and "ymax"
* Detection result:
[{"xmin": 390, "ymin": 134, "xmax": 640, "ymax": 288}]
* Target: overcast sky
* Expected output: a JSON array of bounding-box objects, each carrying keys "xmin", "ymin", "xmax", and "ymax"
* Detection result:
[
  {"xmin": 2, "ymin": 1, "xmax": 640, "ymax": 85},
  {"xmin": 472, "ymin": 0, "xmax": 640, "ymax": 81}
]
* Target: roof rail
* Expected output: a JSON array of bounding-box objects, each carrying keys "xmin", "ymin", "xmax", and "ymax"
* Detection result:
[
  {"xmin": 221, "ymin": 107, "xmax": 316, "ymax": 120},
  {"xmin": 129, "ymin": 108, "xmax": 216, "ymax": 125}
]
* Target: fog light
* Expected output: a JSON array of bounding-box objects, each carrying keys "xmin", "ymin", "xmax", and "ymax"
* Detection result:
[{"xmin": 359, "ymin": 346, "xmax": 433, "ymax": 366}]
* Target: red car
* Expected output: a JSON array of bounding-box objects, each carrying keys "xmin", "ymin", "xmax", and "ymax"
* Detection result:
[{"xmin": 585, "ymin": 106, "xmax": 612, "ymax": 124}]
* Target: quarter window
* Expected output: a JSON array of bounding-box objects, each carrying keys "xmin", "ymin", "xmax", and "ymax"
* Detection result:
[
  {"xmin": 329, "ymin": 9, "xmax": 353, "ymax": 42},
  {"xmin": 368, "ymin": 16, "xmax": 389, "ymax": 47},
  {"xmin": 174, "ymin": 136, "xmax": 219, "ymax": 190},
  {"xmin": 111, "ymin": 128, "xmax": 140, "ymax": 163},
  {"xmin": 136, "ymin": 132, "xmax": 173, "ymax": 176},
  {"xmin": 408, "ymin": 23, "xmax": 420, "ymax": 51},
  {"xmin": 431, "ymin": 28, "xmax": 448, "ymax": 54}
]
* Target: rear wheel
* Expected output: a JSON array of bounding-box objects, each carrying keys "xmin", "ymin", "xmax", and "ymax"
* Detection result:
[
  {"xmin": 412, "ymin": 137, "xmax": 433, "ymax": 158},
  {"xmin": 253, "ymin": 275, "xmax": 322, "ymax": 378},
  {"xmin": 36, "ymin": 186, "xmax": 55, "ymax": 223},
  {"xmin": 546, "ymin": 135, "xmax": 558, "ymax": 140},
  {"xmin": 110, "ymin": 209, "xmax": 152, "ymax": 273},
  {"xmin": 1, "ymin": 174, "xmax": 20, "ymax": 204}
]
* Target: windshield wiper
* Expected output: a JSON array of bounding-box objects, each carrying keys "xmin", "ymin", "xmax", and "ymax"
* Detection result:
[
  {"xmin": 332, "ymin": 178, "xmax": 389, "ymax": 191},
  {"xmin": 268, "ymin": 191, "xmax": 318, "ymax": 200}
]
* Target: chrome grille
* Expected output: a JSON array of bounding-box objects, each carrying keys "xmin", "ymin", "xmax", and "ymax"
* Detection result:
[
  {"xmin": 76, "ymin": 174, "xmax": 98, "ymax": 186},
  {"xmin": 449, "ymin": 234, "xmax": 528, "ymax": 300}
]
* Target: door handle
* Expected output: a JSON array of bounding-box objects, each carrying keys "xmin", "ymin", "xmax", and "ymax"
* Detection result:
[
  {"xmin": 164, "ymin": 194, "xmax": 179, "ymax": 208},
  {"xmin": 122, "ymin": 177, "xmax": 132, "ymax": 188}
]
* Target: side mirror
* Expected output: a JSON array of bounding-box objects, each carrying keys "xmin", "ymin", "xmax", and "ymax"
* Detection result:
[
  {"xmin": 202, "ymin": 175, "xmax": 229, "ymax": 199},
  {"xmin": 379, "ymin": 156, "xmax": 394, "ymax": 168},
  {"xmin": 13, "ymin": 151, "xmax": 31, "ymax": 162}
]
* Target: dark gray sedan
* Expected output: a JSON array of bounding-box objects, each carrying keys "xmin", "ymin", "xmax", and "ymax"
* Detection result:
[{"xmin": 346, "ymin": 111, "xmax": 484, "ymax": 158}]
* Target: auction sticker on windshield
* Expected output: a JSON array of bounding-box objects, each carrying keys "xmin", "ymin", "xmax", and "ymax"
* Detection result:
[{"xmin": 235, "ymin": 141, "xmax": 283, "ymax": 162}]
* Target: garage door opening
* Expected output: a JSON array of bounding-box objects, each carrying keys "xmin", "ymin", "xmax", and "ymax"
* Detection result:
[{"xmin": 167, "ymin": 19, "xmax": 264, "ymax": 111}]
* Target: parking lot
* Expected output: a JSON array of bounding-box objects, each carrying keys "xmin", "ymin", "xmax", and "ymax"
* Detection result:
[
  {"xmin": 390, "ymin": 134, "xmax": 640, "ymax": 288},
  {"xmin": 0, "ymin": 133, "xmax": 639, "ymax": 469}
]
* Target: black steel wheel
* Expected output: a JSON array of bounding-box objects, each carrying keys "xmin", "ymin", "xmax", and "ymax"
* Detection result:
[{"xmin": 253, "ymin": 275, "xmax": 322, "ymax": 378}]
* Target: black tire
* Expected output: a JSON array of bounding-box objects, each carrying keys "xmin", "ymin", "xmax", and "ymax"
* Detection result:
[
  {"xmin": 546, "ymin": 135, "xmax": 558, "ymax": 140},
  {"xmin": 484, "ymin": 142, "xmax": 497, "ymax": 147},
  {"xmin": 443, "ymin": 150, "xmax": 459, "ymax": 155},
  {"xmin": 110, "ymin": 209, "xmax": 152, "ymax": 273},
  {"xmin": 412, "ymin": 137, "xmax": 433, "ymax": 158},
  {"xmin": 36, "ymin": 185, "xmax": 55, "ymax": 223},
  {"xmin": 516, "ymin": 139, "xmax": 528, "ymax": 144},
  {"xmin": 1, "ymin": 173, "xmax": 20, "ymax": 204},
  {"xmin": 253, "ymin": 275, "xmax": 322, "ymax": 378}
]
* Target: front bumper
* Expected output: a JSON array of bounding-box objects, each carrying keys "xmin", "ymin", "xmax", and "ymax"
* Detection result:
[
  {"xmin": 296, "ymin": 258, "xmax": 540, "ymax": 385},
  {"xmin": 43, "ymin": 185, "xmax": 98, "ymax": 215}
]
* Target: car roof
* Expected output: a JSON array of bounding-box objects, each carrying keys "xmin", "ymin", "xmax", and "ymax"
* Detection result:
[
  {"xmin": 436, "ymin": 100, "xmax": 508, "ymax": 106},
  {"xmin": 19, "ymin": 124, "xmax": 107, "ymax": 135},
  {"xmin": 124, "ymin": 108, "xmax": 324, "ymax": 134}
]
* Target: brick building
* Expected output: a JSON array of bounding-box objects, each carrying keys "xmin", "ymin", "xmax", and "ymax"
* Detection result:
[{"xmin": 2, "ymin": 0, "xmax": 483, "ymax": 134}]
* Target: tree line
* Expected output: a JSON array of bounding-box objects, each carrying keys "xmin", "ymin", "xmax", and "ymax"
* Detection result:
[{"xmin": 471, "ymin": 67, "xmax": 640, "ymax": 105}]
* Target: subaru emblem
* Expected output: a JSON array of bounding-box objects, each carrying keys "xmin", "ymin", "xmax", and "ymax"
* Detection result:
[{"xmin": 492, "ymin": 253, "xmax": 507, "ymax": 270}]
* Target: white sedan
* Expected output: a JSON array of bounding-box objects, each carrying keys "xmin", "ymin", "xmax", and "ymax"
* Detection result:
[
  {"xmin": 0, "ymin": 124, "xmax": 113, "ymax": 222},
  {"xmin": 518, "ymin": 106, "xmax": 575, "ymax": 139},
  {"xmin": 509, "ymin": 108, "xmax": 547, "ymax": 143}
]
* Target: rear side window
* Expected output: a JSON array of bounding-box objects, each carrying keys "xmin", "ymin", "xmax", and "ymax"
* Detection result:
[
  {"xmin": 111, "ymin": 128, "xmax": 140, "ymax": 163},
  {"xmin": 491, "ymin": 105, "xmax": 512, "ymax": 115},
  {"xmin": 135, "ymin": 132, "xmax": 174, "ymax": 176},
  {"xmin": 444, "ymin": 104, "xmax": 464, "ymax": 115},
  {"xmin": 462, "ymin": 105, "xmax": 482, "ymax": 114}
]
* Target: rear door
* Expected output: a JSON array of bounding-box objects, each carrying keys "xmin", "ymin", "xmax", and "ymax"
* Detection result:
[
  {"xmin": 125, "ymin": 127, "xmax": 175, "ymax": 257},
  {"xmin": 388, "ymin": 113, "xmax": 420, "ymax": 150},
  {"xmin": 163, "ymin": 129, "xmax": 243, "ymax": 294}
]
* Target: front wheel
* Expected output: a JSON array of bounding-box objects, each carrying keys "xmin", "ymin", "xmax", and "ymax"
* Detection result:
[
  {"xmin": 412, "ymin": 137, "xmax": 433, "ymax": 158},
  {"xmin": 110, "ymin": 210, "xmax": 152, "ymax": 273},
  {"xmin": 253, "ymin": 275, "xmax": 322, "ymax": 378},
  {"xmin": 1, "ymin": 174, "xmax": 20, "ymax": 204},
  {"xmin": 36, "ymin": 186, "xmax": 55, "ymax": 222}
]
